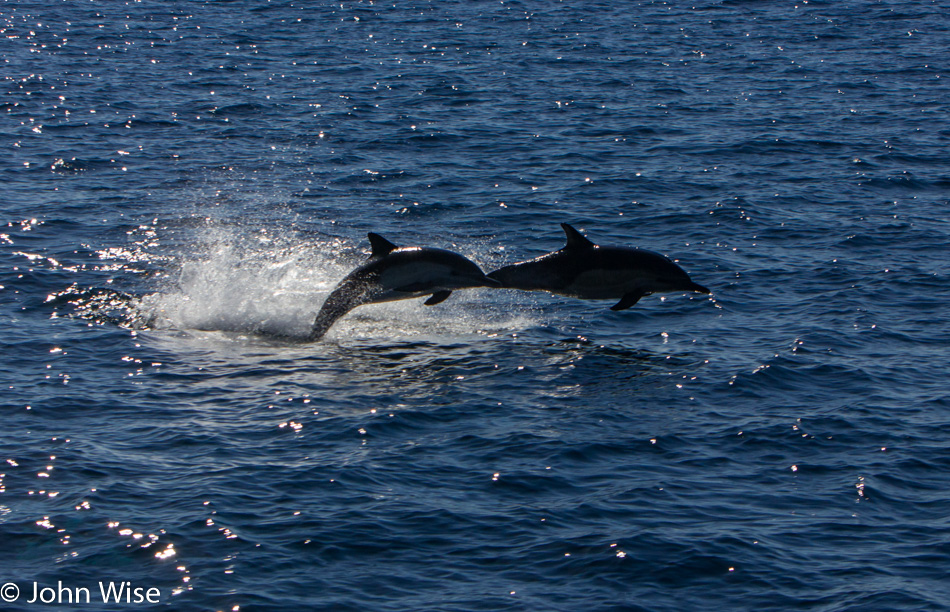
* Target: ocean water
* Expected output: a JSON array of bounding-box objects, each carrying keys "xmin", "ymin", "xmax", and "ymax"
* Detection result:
[{"xmin": 2, "ymin": 1, "xmax": 949, "ymax": 610}]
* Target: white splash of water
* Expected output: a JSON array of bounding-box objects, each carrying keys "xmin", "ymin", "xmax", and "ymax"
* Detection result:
[
  {"xmin": 136, "ymin": 222, "xmax": 346, "ymax": 338},
  {"xmin": 136, "ymin": 222, "xmax": 538, "ymax": 342}
]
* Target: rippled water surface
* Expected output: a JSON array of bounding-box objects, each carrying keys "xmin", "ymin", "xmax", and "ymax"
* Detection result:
[{"xmin": 3, "ymin": 1, "xmax": 950, "ymax": 610}]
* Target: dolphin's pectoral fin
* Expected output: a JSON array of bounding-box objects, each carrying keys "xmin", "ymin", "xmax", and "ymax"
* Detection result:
[
  {"xmin": 423, "ymin": 290, "xmax": 452, "ymax": 306},
  {"xmin": 610, "ymin": 291, "xmax": 645, "ymax": 311}
]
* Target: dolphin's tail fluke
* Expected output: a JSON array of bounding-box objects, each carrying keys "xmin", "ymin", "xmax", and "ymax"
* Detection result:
[
  {"xmin": 308, "ymin": 281, "xmax": 365, "ymax": 341},
  {"xmin": 308, "ymin": 313, "xmax": 338, "ymax": 341},
  {"xmin": 309, "ymin": 306, "xmax": 344, "ymax": 341}
]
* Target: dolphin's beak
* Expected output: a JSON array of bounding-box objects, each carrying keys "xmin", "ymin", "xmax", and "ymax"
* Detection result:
[
  {"xmin": 686, "ymin": 281, "xmax": 711, "ymax": 294},
  {"xmin": 481, "ymin": 275, "xmax": 503, "ymax": 288},
  {"xmin": 486, "ymin": 268, "xmax": 511, "ymax": 287}
]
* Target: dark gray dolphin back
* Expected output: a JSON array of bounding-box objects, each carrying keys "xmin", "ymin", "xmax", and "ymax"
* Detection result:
[{"xmin": 487, "ymin": 223, "xmax": 597, "ymax": 290}]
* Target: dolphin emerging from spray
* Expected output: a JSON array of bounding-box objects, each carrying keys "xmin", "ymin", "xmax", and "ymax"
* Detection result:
[
  {"xmin": 488, "ymin": 223, "xmax": 710, "ymax": 311},
  {"xmin": 309, "ymin": 233, "xmax": 500, "ymax": 340}
]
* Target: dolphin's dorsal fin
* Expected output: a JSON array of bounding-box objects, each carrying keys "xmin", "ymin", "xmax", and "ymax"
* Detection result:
[
  {"xmin": 367, "ymin": 233, "xmax": 398, "ymax": 258},
  {"xmin": 561, "ymin": 223, "xmax": 595, "ymax": 250}
]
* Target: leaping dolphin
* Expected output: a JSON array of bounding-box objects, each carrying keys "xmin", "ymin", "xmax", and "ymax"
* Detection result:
[
  {"xmin": 309, "ymin": 233, "xmax": 499, "ymax": 340},
  {"xmin": 487, "ymin": 223, "xmax": 710, "ymax": 311}
]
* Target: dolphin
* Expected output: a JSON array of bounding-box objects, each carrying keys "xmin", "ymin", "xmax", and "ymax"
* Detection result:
[
  {"xmin": 309, "ymin": 232, "xmax": 499, "ymax": 340},
  {"xmin": 487, "ymin": 223, "xmax": 710, "ymax": 311}
]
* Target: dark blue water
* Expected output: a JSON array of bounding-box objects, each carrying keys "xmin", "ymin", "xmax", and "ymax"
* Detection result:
[{"xmin": 3, "ymin": 1, "xmax": 950, "ymax": 610}]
